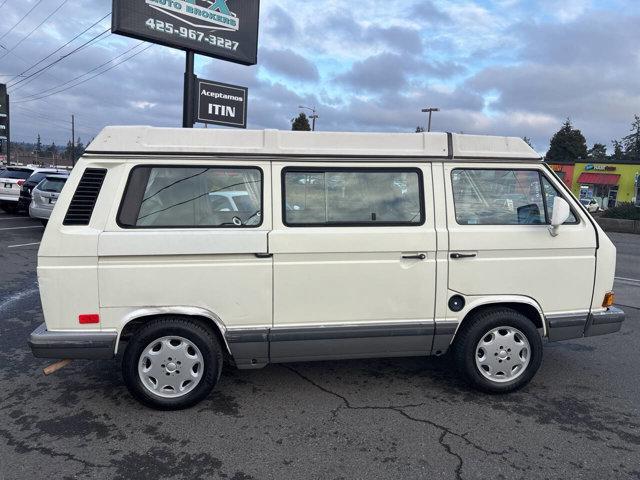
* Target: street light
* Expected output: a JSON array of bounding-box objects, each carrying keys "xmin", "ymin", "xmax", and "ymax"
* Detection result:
[
  {"xmin": 298, "ymin": 105, "xmax": 318, "ymax": 131},
  {"xmin": 421, "ymin": 107, "xmax": 440, "ymax": 132}
]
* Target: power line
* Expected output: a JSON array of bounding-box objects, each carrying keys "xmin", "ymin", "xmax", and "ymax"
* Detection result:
[
  {"xmin": 14, "ymin": 45, "xmax": 154, "ymax": 104},
  {"xmin": 13, "ymin": 105, "xmax": 69, "ymax": 123},
  {"xmin": 5, "ymin": 13, "xmax": 110, "ymax": 83},
  {"xmin": 8, "ymin": 28, "xmax": 111, "ymax": 91},
  {"xmin": 9, "ymin": 30, "xmax": 112, "ymax": 94},
  {"xmin": 0, "ymin": 0, "xmax": 70, "ymax": 62},
  {"xmin": 0, "ymin": 0, "xmax": 46, "ymax": 42},
  {"xmin": 17, "ymin": 41, "xmax": 146, "ymax": 101},
  {"xmin": 0, "ymin": 0, "xmax": 9, "ymax": 11}
]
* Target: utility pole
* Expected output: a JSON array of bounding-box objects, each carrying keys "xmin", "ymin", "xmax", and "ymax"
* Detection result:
[
  {"xmin": 71, "ymin": 114, "xmax": 75, "ymax": 167},
  {"xmin": 421, "ymin": 107, "xmax": 440, "ymax": 132},
  {"xmin": 298, "ymin": 105, "xmax": 318, "ymax": 131}
]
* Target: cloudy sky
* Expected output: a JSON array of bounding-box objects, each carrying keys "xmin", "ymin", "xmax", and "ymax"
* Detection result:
[{"xmin": 1, "ymin": 0, "xmax": 639, "ymax": 153}]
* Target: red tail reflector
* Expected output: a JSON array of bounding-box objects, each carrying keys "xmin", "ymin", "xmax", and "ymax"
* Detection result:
[
  {"xmin": 17, "ymin": 180, "xmax": 25, "ymax": 186},
  {"xmin": 79, "ymin": 314, "xmax": 100, "ymax": 324}
]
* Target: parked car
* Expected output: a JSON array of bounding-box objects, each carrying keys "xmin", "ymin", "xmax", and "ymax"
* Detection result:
[
  {"xmin": 19, "ymin": 169, "xmax": 69, "ymax": 212},
  {"xmin": 0, "ymin": 166, "xmax": 67, "ymax": 213},
  {"xmin": 580, "ymin": 197, "xmax": 601, "ymax": 213},
  {"xmin": 0, "ymin": 166, "xmax": 35, "ymax": 213},
  {"xmin": 28, "ymin": 127, "xmax": 624, "ymax": 410},
  {"xmin": 29, "ymin": 175, "xmax": 69, "ymax": 225}
]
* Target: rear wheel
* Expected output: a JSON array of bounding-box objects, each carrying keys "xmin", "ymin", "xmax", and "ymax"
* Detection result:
[
  {"xmin": 452, "ymin": 308, "xmax": 543, "ymax": 393},
  {"xmin": 122, "ymin": 317, "xmax": 223, "ymax": 410}
]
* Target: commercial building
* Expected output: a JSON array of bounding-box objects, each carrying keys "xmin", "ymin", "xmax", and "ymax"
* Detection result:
[{"xmin": 548, "ymin": 160, "xmax": 640, "ymax": 208}]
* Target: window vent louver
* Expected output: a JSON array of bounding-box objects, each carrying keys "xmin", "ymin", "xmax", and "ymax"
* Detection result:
[{"xmin": 63, "ymin": 168, "xmax": 107, "ymax": 226}]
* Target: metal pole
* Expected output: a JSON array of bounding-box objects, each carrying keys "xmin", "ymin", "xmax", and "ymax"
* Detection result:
[
  {"xmin": 71, "ymin": 114, "xmax": 75, "ymax": 167},
  {"xmin": 311, "ymin": 111, "xmax": 316, "ymax": 132},
  {"xmin": 6, "ymin": 94, "xmax": 10, "ymax": 166},
  {"xmin": 183, "ymin": 51, "xmax": 196, "ymax": 128},
  {"xmin": 422, "ymin": 107, "xmax": 439, "ymax": 132}
]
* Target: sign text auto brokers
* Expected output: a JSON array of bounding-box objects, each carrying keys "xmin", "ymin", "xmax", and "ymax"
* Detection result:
[{"xmin": 112, "ymin": 0, "xmax": 260, "ymax": 65}]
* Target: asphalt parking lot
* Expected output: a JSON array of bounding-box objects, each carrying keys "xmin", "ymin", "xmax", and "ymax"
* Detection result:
[{"xmin": 0, "ymin": 211, "xmax": 638, "ymax": 480}]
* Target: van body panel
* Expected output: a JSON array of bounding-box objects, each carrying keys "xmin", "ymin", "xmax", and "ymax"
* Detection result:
[
  {"xmin": 38, "ymin": 257, "xmax": 101, "ymax": 331},
  {"xmin": 268, "ymin": 162, "xmax": 438, "ymax": 359},
  {"xmin": 96, "ymin": 161, "xmax": 273, "ymax": 331},
  {"xmin": 444, "ymin": 163, "xmax": 597, "ymax": 318}
]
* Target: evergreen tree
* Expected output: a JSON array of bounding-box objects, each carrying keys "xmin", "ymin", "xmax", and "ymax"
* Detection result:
[
  {"xmin": 415, "ymin": 126, "xmax": 426, "ymax": 133},
  {"xmin": 621, "ymin": 114, "xmax": 640, "ymax": 162},
  {"xmin": 522, "ymin": 137, "xmax": 533, "ymax": 148},
  {"xmin": 545, "ymin": 119, "xmax": 588, "ymax": 163},
  {"xmin": 611, "ymin": 140, "xmax": 625, "ymax": 162},
  {"xmin": 291, "ymin": 113, "xmax": 311, "ymax": 131},
  {"xmin": 587, "ymin": 143, "xmax": 607, "ymax": 162},
  {"xmin": 35, "ymin": 134, "xmax": 42, "ymax": 155}
]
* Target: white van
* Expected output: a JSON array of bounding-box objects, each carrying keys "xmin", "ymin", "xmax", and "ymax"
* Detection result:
[{"xmin": 28, "ymin": 127, "xmax": 625, "ymax": 410}]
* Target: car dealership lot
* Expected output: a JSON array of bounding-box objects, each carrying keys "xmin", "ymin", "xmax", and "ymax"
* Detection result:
[{"xmin": 0, "ymin": 211, "xmax": 638, "ymax": 480}]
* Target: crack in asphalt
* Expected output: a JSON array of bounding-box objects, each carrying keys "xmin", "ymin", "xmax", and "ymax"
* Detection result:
[
  {"xmin": 283, "ymin": 365, "xmax": 510, "ymax": 480},
  {"xmin": 0, "ymin": 426, "xmax": 111, "ymax": 470}
]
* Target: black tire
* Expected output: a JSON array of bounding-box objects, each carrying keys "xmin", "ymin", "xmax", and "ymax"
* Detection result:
[
  {"xmin": 452, "ymin": 308, "xmax": 543, "ymax": 393},
  {"xmin": 122, "ymin": 317, "xmax": 223, "ymax": 410}
]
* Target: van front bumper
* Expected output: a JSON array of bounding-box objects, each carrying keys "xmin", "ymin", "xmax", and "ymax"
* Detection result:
[
  {"xmin": 584, "ymin": 307, "xmax": 625, "ymax": 337},
  {"xmin": 28, "ymin": 323, "xmax": 117, "ymax": 359},
  {"xmin": 547, "ymin": 307, "xmax": 625, "ymax": 341}
]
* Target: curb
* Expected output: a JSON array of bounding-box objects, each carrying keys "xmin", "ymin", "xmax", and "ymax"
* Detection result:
[{"xmin": 596, "ymin": 217, "xmax": 640, "ymax": 234}]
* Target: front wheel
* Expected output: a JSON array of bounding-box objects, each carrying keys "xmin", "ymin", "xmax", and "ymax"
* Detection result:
[
  {"xmin": 122, "ymin": 317, "xmax": 223, "ymax": 410},
  {"xmin": 452, "ymin": 308, "xmax": 543, "ymax": 393}
]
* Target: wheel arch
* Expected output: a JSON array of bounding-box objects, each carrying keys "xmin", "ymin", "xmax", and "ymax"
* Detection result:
[
  {"xmin": 453, "ymin": 296, "xmax": 547, "ymax": 339},
  {"xmin": 115, "ymin": 307, "xmax": 231, "ymax": 356}
]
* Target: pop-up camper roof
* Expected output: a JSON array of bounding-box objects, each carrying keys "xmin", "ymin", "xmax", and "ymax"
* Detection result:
[{"xmin": 86, "ymin": 127, "xmax": 541, "ymax": 161}]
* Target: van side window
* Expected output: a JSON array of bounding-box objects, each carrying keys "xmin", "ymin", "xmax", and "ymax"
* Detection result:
[
  {"xmin": 283, "ymin": 168, "xmax": 424, "ymax": 226},
  {"xmin": 118, "ymin": 166, "xmax": 262, "ymax": 228},
  {"xmin": 452, "ymin": 169, "xmax": 553, "ymax": 225}
]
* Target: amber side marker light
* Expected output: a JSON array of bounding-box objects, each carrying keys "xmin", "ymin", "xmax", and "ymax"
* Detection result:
[{"xmin": 603, "ymin": 292, "xmax": 615, "ymax": 308}]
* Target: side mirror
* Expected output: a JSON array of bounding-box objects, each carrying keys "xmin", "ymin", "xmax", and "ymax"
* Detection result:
[{"xmin": 548, "ymin": 197, "xmax": 571, "ymax": 237}]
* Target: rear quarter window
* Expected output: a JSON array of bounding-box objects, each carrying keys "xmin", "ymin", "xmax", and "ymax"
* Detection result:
[{"xmin": 118, "ymin": 165, "xmax": 263, "ymax": 228}]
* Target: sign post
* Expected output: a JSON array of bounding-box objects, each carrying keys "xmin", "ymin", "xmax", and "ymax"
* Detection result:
[
  {"xmin": 0, "ymin": 84, "xmax": 9, "ymax": 165},
  {"xmin": 183, "ymin": 51, "xmax": 196, "ymax": 128},
  {"xmin": 112, "ymin": 0, "xmax": 259, "ymax": 128},
  {"xmin": 195, "ymin": 78, "xmax": 247, "ymax": 128}
]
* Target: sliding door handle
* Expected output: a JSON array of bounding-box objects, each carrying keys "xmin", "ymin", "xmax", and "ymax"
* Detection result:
[
  {"xmin": 402, "ymin": 253, "xmax": 426, "ymax": 260},
  {"xmin": 254, "ymin": 253, "xmax": 273, "ymax": 259},
  {"xmin": 450, "ymin": 252, "xmax": 477, "ymax": 259}
]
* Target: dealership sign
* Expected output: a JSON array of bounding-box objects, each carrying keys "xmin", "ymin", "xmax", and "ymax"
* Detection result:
[
  {"xmin": 195, "ymin": 79, "xmax": 247, "ymax": 128},
  {"xmin": 112, "ymin": 0, "xmax": 260, "ymax": 65}
]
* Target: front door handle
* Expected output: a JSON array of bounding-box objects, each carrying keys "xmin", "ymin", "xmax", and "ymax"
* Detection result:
[
  {"xmin": 254, "ymin": 253, "xmax": 273, "ymax": 259},
  {"xmin": 450, "ymin": 252, "xmax": 477, "ymax": 259},
  {"xmin": 402, "ymin": 253, "xmax": 426, "ymax": 260}
]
